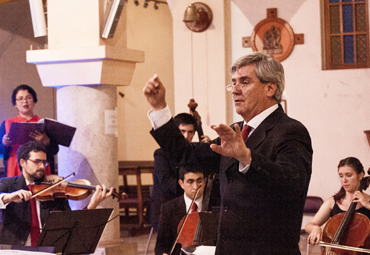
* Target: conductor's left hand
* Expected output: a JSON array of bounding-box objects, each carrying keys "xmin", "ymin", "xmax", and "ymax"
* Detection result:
[{"xmin": 210, "ymin": 123, "xmax": 251, "ymax": 166}]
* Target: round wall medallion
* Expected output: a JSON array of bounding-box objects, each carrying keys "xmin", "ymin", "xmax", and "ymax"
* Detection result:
[{"xmin": 250, "ymin": 17, "xmax": 295, "ymax": 62}]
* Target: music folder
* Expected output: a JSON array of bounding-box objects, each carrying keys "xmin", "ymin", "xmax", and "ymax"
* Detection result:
[
  {"xmin": 37, "ymin": 208, "xmax": 113, "ymax": 255},
  {"xmin": 8, "ymin": 118, "xmax": 76, "ymax": 147}
]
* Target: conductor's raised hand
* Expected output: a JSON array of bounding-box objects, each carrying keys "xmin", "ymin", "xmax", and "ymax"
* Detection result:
[
  {"xmin": 210, "ymin": 123, "xmax": 251, "ymax": 166},
  {"xmin": 143, "ymin": 74, "xmax": 167, "ymax": 111}
]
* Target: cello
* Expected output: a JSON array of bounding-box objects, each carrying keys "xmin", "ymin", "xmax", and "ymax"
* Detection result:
[
  {"xmin": 170, "ymin": 174, "xmax": 218, "ymax": 255},
  {"xmin": 319, "ymin": 176, "xmax": 370, "ymax": 255}
]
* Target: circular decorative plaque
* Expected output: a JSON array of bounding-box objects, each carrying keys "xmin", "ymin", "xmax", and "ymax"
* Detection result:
[{"xmin": 250, "ymin": 17, "xmax": 295, "ymax": 62}]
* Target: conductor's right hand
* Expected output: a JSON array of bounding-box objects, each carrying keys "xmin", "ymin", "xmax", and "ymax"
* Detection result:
[
  {"xmin": 143, "ymin": 74, "xmax": 167, "ymax": 111},
  {"xmin": 2, "ymin": 189, "xmax": 32, "ymax": 204}
]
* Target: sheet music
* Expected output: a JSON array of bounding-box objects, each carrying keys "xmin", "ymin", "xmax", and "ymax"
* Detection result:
[{"xmin": 182, "ymin": 245, "xmax": 216, "ymax": 255}]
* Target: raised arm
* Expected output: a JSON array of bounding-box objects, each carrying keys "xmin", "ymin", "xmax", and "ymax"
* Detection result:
[{"xmin": 143, "ymin": 74, "xmax": 167, "ymax": 111}]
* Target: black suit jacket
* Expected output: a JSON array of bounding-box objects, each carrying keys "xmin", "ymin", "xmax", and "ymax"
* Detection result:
[
  {"xmin": 147, "ymin": 148, "xmax": 183, "ymax": 232},
  {"xmin": 151, "ymin": 105, "xmax": 313, "ymax": 255},
  {"xmin": 0, "ymin": 174, "xmax": 71, "ymax": 245},
  {"xmin": 155, "ymin": 196, "xmax": 186, "ymax": 255}
]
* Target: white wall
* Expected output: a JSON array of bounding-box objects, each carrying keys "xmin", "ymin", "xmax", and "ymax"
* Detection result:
[
  {"xmin": 230, "ymin": 0, "xmax": 370, "ymax": 200},
  {"xmin": 168, "ymin": 0, "xmax": 230, "ymax": 141}
]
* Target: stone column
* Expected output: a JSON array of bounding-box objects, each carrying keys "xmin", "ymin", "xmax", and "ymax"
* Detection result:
[
  {"xmin": 57, "ymin": 85, "xmax": 118, "ymax": 241},
  {"xmin": 26, "ymin": 0, "xmax": 144, "ymax": 252}
]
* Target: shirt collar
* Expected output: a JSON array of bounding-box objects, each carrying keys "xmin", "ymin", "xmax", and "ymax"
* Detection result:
[
  {"xmin": 184, "ymin": 193, "xmax": 203, "ymax": 212},
  {"xmin": 244, "ymin": 104, "xmax": 278, "ymax": 130}
]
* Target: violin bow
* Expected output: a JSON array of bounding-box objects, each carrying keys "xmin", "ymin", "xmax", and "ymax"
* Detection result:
[
  {"xmin": 30, "ymin": 172, "xmax": 75, "ymax": 199},
  {"xmin": 318, "ymin": 241, "xmax": 370, "ymax": 254},
  {"xmin": 170, "ymin": 185, "xmax": 202, "ymax": 255}
]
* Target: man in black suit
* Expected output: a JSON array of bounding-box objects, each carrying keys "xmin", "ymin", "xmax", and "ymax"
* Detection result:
[
  {"xmin": 0, "ymin": 141, "xmax": 114, "ymax": 246},
  {"xmin": 143, "ymin": 52, "xmax": 313, "ymax": 255},
  {"xmin": 155, "ymin": 164, "xmax": 206, "ymax": 255}
]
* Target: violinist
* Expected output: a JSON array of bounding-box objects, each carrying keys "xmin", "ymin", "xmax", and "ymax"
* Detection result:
[
  {"xmin": 305, "ymin": 157, "xmax": 370, "ymax": 245},
  {"xmin": 0, "ymin": 141, "xmax": 114, "ymax": 246},
  {"xmin": 155, "ymin": 164, "xmax": 206, "ymax": 255}
]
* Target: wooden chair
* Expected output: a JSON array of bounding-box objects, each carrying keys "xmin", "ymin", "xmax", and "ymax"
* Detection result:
[{"xmin": 119, "ymin": 161, "xmax": 154, "ymax": 228}]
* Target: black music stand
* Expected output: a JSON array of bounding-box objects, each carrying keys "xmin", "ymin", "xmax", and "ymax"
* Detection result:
[{"xmin": 37, "ymin": 208, "xmax": 113, "ymax": 255}]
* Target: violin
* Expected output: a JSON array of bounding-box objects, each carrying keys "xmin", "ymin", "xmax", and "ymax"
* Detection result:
[
  {"xmin": 188, "ymin": 99, "xmax": 204, "ymax": 142},
  {"xmin": 29, "ymin": 173, "xmax": 125, "ymax": 201},
  {"xmin": 320, "ymin": 176, "xmax": 370, "ymax": 255}
]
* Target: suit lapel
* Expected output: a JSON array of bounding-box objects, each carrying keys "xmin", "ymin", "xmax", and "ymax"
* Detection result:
[
  {"xmin": 246, "ymin": 105, "xmax": 284, "ymax": 150},
  {"xmin": 14, "ymin": 174, "xmax": 28, "ymax": 191}
]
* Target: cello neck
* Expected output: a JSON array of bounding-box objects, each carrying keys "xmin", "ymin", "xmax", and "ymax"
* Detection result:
[
  {"xmin": 332, "ymin": 201, "xmax": 357, "ymax": 244},
  {"xmin": 193, "ymin": 174, "xmax": 217, "ymax": 244}
]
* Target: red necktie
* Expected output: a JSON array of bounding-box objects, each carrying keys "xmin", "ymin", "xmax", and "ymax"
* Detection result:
[
  {"xmin": 28, "ymin": 185, "xmax": 40, "ymax": 246},
  {"xmin": 191, "ymin": 203, "xmax": 198, "ymax": 213},
  {"xmin": 242, "ymin": 125, "xmax": 252, "ymax": 141}
]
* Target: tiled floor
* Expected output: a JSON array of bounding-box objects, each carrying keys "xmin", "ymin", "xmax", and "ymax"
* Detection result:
[{"xmin": 122, "ymin": 230, "xmax": 156, "ymax": 255}]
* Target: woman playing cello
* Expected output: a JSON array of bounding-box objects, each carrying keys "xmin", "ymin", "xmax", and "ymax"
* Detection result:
[{"xmin": 305, "ymin": 157, "xmax": 370, "ymax": 246}]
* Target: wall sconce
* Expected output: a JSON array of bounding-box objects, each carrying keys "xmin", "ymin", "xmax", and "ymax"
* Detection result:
[{"xmin": 183, "ymin": 2, "xmax": 213, "ymax": 33}]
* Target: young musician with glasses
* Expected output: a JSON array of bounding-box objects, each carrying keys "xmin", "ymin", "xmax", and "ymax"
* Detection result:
[{"xmin": 0, "ymin": 84, "xmax": 58, "ymax": 177}]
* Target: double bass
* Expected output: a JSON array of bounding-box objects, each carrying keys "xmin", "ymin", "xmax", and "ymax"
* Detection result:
[
  {"xmin": 319, "ymin": 176, "xmax": 370, "ymax": 255},
  {"xmin": 188, "ymin": 99, "xmax": 205, "ymax": 142}
]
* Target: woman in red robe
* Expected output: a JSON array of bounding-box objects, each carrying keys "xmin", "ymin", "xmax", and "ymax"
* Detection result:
[{"xmin": 0, "ymin": 85, "xmax": 57, "ymax": 177}]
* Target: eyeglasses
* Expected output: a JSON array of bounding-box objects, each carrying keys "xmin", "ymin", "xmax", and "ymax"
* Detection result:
[
  {"xmin": 226, "ymin": 83, "xmax": 248, "ymax": 92},
  {"xmin": 28, "ymin": 159, "xmax": 49, "ymax": 167},
  {"xmin": 16, "ymin": 96, "xmax": 33, "ymax": 102}
]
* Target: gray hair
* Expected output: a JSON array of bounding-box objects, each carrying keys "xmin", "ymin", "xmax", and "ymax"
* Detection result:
[{"xmin": 231, "ymin": 52, "xmax": 285, "ymax": 103}]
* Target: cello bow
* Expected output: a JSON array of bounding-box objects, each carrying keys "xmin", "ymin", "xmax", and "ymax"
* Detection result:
[
  {"xmin": 170, "ymin": 186, "xmax": 202, "ymax": 255},
  {"xmin": 318, "ymin": 241, "xmax": 370, "ymax": 254}
]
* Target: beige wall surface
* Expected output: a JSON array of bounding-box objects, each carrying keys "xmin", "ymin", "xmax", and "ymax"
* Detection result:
[{"xmin": 117, "ymin": 1, "xmax": 174, "ymax": 161}]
